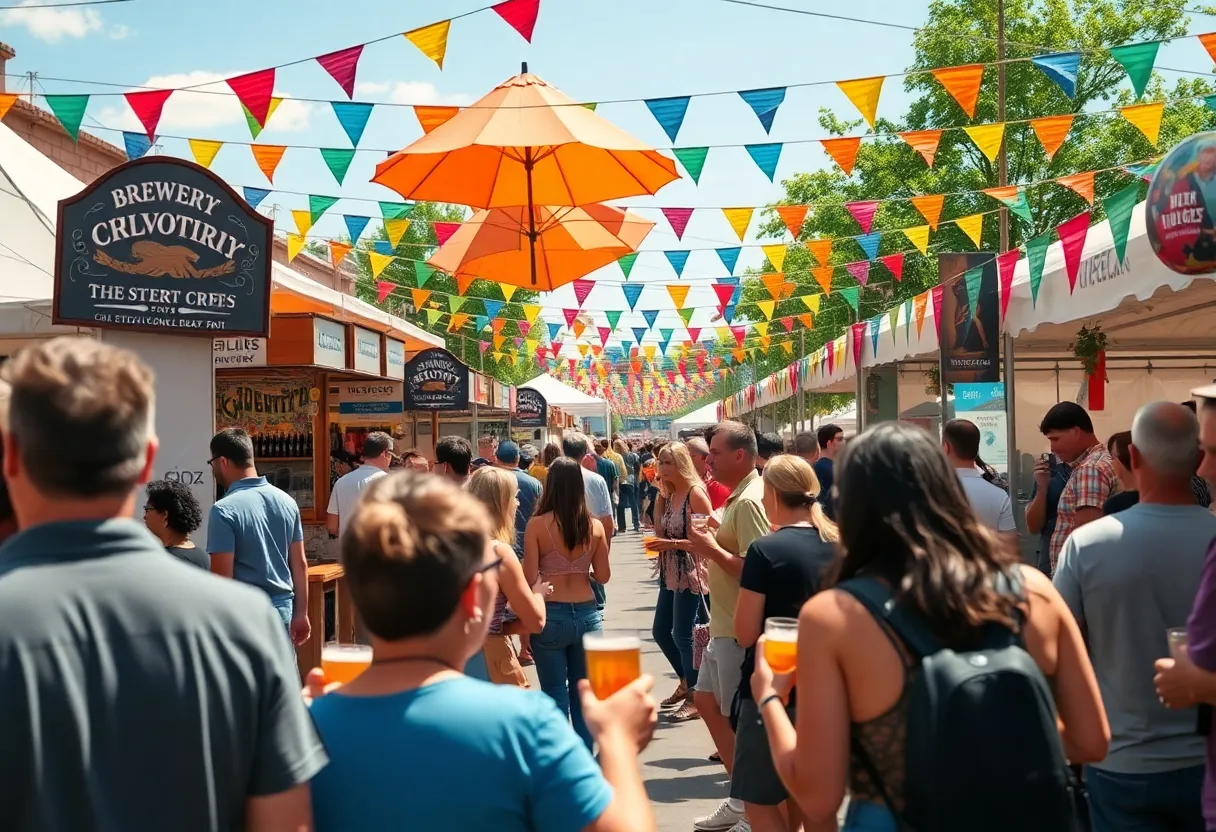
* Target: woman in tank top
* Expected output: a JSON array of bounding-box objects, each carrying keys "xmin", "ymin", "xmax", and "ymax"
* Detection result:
[
  {"xmin": 524, "ymin": 457, "xmax": 610, "ymax": 749},
  {"xmin": 749, "ymin": 423, "xmax": 1109, "ymax": 831}
]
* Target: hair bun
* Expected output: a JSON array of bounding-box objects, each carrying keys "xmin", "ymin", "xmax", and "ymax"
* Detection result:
[{"xmin": 352, "ymin": 499, "xmax": 415, "ymax": 561}]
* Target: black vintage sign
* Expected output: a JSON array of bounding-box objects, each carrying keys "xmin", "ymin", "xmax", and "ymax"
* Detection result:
[
  {"xmin": 54, "ymin": 157, "xmax": 272, "ymax": 337},
  {"xmin": 514, "ymin": 387, "xmax": 547, "ymax": 428},
  {"xmin": 404, "ymin": 348, "xmax": 470, "ymax": 411},
  {"xmin": 938, "ymin": 252, "xmax": 1000, "ymax": 386}
]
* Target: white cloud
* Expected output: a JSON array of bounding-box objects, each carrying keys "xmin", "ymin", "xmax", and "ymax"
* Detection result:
[
  {"xmin": 108, "ymin": 23, "xmax": 130, "ymax": 40},
  {"xmin": 0, "ymin": 0, "xmax": 102, "ymax": 43},
  {"xmin": 353, "ymin": 80, "xmax": 470, "ymax": 106},
  {"xmin": 95, "ymin": 70, "xmax": 312, "ymax": 133}
]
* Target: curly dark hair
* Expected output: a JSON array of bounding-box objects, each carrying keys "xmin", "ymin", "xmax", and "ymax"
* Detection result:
[{"xmin": 145, "ymin": 479, "xmax": 203, "ymax": 535}]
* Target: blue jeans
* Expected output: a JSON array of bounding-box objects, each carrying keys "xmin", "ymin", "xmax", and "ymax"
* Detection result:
[
  {"xmin": 1086, "ymin": 765, "xmax": 1205, "ymax": 832},
  {"xmin": 271, "ymin": 596, "xmax": 296, "ymax": 666},
  {"xmin": 843, "ymin": 800, "xmax": 899, "ymax": 832},
  {"xmin": 532, "ymin": 600, "xmax": 602, "ymax": 750},
  {"xmin": 652, "ymin": 582, "xmax": 706, "ymax": 687},
  {"xmin": 617, "ymin": 484, "xmax": 639, "ymax": 531},
  {"xmin": 591, "ymin": 580, "xmax": 606, "ymax": 610}
]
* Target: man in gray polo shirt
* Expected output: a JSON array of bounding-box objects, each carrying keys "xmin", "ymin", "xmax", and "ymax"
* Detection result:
[
  {"xmin": 1055, "ymin": 401, "xmax": 1216, "ymax": 828},
  {"xmin": 0, "ymin": 338, "xmax": 326, "ymax": 831}
]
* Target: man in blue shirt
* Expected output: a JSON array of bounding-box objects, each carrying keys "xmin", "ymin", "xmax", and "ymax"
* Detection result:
[
  {"xmin": 208, "ymin": 428, "xmax": 309, "ymax": 646},
  {"xmin": 494, "ymin": 440, "xmax": 541, "ymax": 558}
]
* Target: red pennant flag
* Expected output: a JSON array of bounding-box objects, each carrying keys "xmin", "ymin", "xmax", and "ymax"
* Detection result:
[
  {"xmin": 826, "ymin": 343, "xmax": 835, "ymax": 375},
  {"xmin": 518, "ymin": 321, "xmax": 531, "ymax": 337},
  {"xmin": 376, "ymin": 281, "xmax": 399, "ymax": 305},
  {"xmin": 996, "ymin": 249, "xmax": 1020, "ymax": 322},
  {"xmin": 598, "ymin": 327, "xmax": 611, "ymax": 346},
  {"xmin": 846, "ymin": 200, "xmax": 879, "ymax": 233},
  {"xmin": 851, "ymin": 323, "xmax": 866, "ymax": 368},
  {"xmin": 1058, "ymin": 211, "xmax": 1091, "ymax": 294},
  {"xmin": 433, "ymin": 222, "xmax": 461, "ymax": 245},
  {"xmin": 661, "ymin": 207, "xmax": 694, "ymax": 240},
  {"xmin": 731, "ymin": 326, "xmax": 746, "ymax": 347},
  {"xmin": 1088, "ymin": 350, "xmax": 1106, "ymax": 411},
  {"xmin": 779, "ymin": 316, "xmax": 794, "ymax": 333},
  {"xmin": 492, "ymin": 0, "xmax": 541, "ymax": 42},
  {"xmin": 931, "ymin": 286, "xmax": 945, "ymax": 339},
  {"xmin": 124, "ymin": 89, "xmax": 172, "ymax": 140},
  {"xmin": 688, "ymin": 327, "xmax": 701, "ymax": 342},
  {"xmin": 573, "ymin": 278, "xmax": 594, "ymax": 307},
  {"xmin": 316, "ymin": 44, "xmax": 364, "ymax": 98},
  {"xmin": 713, "ymin": 283, "xmax": 734, "ymax": 309},
  {"xmin": 880, "ymin": 252, "xmax": 904, "ymax": 281},
  {"xmin": 226, "ymin": 68, "xmax": 276, "ymax": 127},
  {"xmin": 562, "ymin": 308, "xmax": 579, "ymax": 327}
]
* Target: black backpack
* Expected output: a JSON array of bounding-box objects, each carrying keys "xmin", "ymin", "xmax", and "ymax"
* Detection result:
[{"xmin": 839, "ymin": 574, "xmax": 1077, "ymax": 832}]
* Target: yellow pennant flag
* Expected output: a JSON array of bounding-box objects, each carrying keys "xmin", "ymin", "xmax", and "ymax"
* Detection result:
[
  {"xmin": 411, "ymin": 288, "xmax": 431, "ymax": 309},
  {"xmin": 404, "ymin": 19, "xmax": 451, "ymax": 70},
  {"xmin": 493, "ymin": 333, "xmax": 507, "ymax": 350},
  {"xmin": 752, "ymin": 322, "xmax": 770, "ymax": 339},
  {"xmin": 721, "ymin": 208, "xmax": 754, "ymax": 241},
  {"xmin": 286, "ymin": 233, "xmax": 306, "ymax": 263},
  {"xmin": 385, "ymin": 218, "xmax": 411, "ymax": 248},
  {"xmin": 955, "ymin": 213, "xmax": 985, "ymax": 248},
  {"xmin": 525, "ymin": 338, "xmax": 538, "ymax": 354},
  {"xmin": 932, "ymin": 64, "xmax": 984, "ymax": 118},
  {"xmin": 414, "ymin": 105, "xmax": 459, "ymax": 134},
  {"xmin": 836, "ymin": 76, "xmax": 885, "ymax": 129},
  {"xmin": 760, "ymin": 335, "xmax": 771, "ymax": 351},
  {"xmin": 0, "ymin": 93, "xmax": 18, "ymax": 120},
  {"xmin": 667, "ymin": 284, "xmax": 691, "ymax": 308},
  {"xmin": 500, "ymin": 284, "xmax": 518, "ymax": 303},
  {"xmin": 820, "ymin": 137, "xmax": 861, "ymax": 176},
  {"xmin": 188, "ymin": 138, "xmax": 223, "ymax": 169},
  {"xmin": 1121, "ymin": 101, "xmax": 1164, "ymax": 146},
  {"xmin": 834, "ymin": 338, "xmax": 845, "ymax": 368},
  {"xmin": 910, "ymin": 194, "xmax": 944, "ymax": 230},
  {"xmin": 813, "ymin": 265, "xmax": 834, "ymax": 295},
  {"xmin": 251, "ymin": 144, "xmax": 287, "ymax": 184},
  {"xmin": 1029, "ymin": 114, "xmax": 1073, "ymax": 160},
  {"xmin": 904, "ymin": 225, "xmax": 930, "ymax": 255},
  {"xmin": 523, "ymin": 304, "xmax": 541, "ymax": 323},
  {"xmin": 806, "ymin": 238, "xmax": 832, "ymax": 267},
  {"xmin": 264, "ymin": 97, "xmax": 283, "ymax": 127},
  {"xmin": 761, "ymin": 244, "xmax": 786, "ymax": 272},
  {"xmin": 963, "ymin": 123, "xmax": 1005, "ymax": 162},
  {"xmin": 643, "ymin": 345, "xmax": 656, "ymax": 361},
  {"xmin": 800, "ymin": 294, "xmax": 821, "ymax": 314},
  {"xmin": 899, "ymin": 129, "xmax": 943, "ymax": 167},
  {"xmin": 716, "ymin": 326, "xmax": 732, "ymax": 343},
  {"xmin": 291, "ymin": 209, "xmax": 313, "ymax": 236},
  {"xmin": 782, "ymin": 341, "xmax": 794, "ymax": 356},
  {"xmin": 1057, "ymin": 170, "xmax": 1096, "ymax": 205},
  {"xmin": 368, "ymin": 251, "xmax": 394, "ymax": 278},
  {"xmin": 328, "ymin": 240, "xmax": 353, "ymax": 266}
]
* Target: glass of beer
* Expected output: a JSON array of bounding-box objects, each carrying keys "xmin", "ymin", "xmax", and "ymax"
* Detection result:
[
  {"xmin": 764, "ymin": 617, "xmax": 799, "ymax": 675},
  {"xmin": 583, "ymin": 630, "xmax": 642, "ymax": 699},
  {"xmin": 321, "ymin": 643, "xmax": 372, "ymax": 685},
  {"xmin": 1168, "ymin": 627, "xmax": 1189, "ymax": 659}
]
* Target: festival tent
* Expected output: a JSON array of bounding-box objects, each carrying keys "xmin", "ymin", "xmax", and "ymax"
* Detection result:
[
  {"xmin": 520, "ymin": 372, "xmax": 610, "ymax": 419},
  {"xmin": 670, "ymin": 400, "xmax": 720, "ymax": 437}
]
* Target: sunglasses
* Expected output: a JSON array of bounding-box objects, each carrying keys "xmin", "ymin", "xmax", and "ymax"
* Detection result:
[{"xmin": 470, "ymin": 555, "xmax": 504, "ymax": 579}]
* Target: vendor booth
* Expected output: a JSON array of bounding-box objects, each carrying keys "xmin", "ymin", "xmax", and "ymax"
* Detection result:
[{"xmin": 519, "ymin": 372, "xmax": 612, "ymax": 438}]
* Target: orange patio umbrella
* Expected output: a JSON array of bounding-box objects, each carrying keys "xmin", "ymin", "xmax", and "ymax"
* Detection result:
[{"xmin": 427, "ymin": 203, "xmax": 654, "ymax": 293}]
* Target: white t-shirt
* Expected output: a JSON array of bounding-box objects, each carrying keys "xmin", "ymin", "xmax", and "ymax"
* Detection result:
[
  {"xmin": 327, "ymin": 465, "xmax": 388, "ymax": 538},
  {"xmin": 579, "ymin": 467, "xmax": 613, "ymax": 519},
  {"xmin": 956, "ymin": 467, "xmax": 1016, "ymax": 533}
]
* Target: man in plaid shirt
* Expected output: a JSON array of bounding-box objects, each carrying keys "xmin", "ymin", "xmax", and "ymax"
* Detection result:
[{"xmin": 1042, "ymin": 402, "xmax": 1118, "ymax": 572}]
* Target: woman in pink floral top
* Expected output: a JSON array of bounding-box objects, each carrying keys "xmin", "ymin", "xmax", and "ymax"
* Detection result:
[{"xmin": 650, "ymin": 441, "xmax": 714, "ymax": 722}]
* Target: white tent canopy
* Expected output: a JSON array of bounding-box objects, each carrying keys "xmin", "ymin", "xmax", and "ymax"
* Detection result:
[
  {"xmin": 520, "ymin": 373, "xmax": 609, "ymax": 419},
  {"xmin": 670, "ymin": 401, "xmax": 720, "ymax": 435}
]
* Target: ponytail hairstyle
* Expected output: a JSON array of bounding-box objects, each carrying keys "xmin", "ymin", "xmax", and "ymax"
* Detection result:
[{"xmin": 761, "ymin": 453, "xmax": 839, "ymax": 543}]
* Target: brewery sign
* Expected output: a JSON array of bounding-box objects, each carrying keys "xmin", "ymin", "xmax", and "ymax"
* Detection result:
[
  {"xmin": 404, "ymin": 347, "xmax": 469, "ymax": 411},
  {"xmin": 515, "ymin": 387, "xmax": 547, "ymax": 428},
  {"xmin": 55, "ymin": 157, "xmax": 272, "ymax": 337}
]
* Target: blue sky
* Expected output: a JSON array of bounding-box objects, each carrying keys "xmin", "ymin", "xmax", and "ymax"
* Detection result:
[{"xmin": 3, "ymin": 0, "xmax": 1215, "ymax": 335}]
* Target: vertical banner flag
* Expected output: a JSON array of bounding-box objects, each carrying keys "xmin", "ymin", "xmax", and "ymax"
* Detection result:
[
  {"xmin": 955, "ymin": 382, "xmax": 1009, "ymax": 473},
  {"xmin": 938, "ymin": 252, "xmax": 1000, "ymax": 385}
]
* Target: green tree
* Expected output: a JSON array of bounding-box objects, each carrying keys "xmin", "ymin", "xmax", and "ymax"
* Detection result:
[{"xmin": 350, "ymin": 202, "xmax": 544, "ymax": 386}]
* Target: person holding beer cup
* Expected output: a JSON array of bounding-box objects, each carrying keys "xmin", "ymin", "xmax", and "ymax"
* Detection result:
[{"xmin": 306, "ymin": 471, "xmax": 660, "ymax": 832}]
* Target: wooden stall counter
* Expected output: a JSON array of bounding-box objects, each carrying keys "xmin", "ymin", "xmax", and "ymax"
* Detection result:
[{"xmin": 295, "ymin": 562, "xmax": 356, "ymax": 681}]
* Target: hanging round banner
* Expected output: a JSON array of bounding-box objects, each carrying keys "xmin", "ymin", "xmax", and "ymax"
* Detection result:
[{"xmin": 1147, "ymin": 132, "xmax": 1216, "ymax": 275}]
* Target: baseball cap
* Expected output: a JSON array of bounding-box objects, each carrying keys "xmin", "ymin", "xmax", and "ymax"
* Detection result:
[
  {"xmin": 1193, "ymin": 384, "xmax": 1216, "ymax": 401},
  {"xmin": 495, "ymin": 440, "xmax": 520, "ymax": 464}
]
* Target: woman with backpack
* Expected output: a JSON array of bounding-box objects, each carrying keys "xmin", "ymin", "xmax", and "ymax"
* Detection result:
[{"xmin": 750, "ymin": 422, "xmax": 1109, "ymax": 832}]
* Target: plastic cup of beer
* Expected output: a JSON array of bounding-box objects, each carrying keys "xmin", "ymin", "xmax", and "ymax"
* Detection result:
[
  {"xmin": 1168, "ymin": 627, "xmax": 1189, "ymax": 659},
  {"xmin": 643, "ymin": 536, "xmax": 661, "ymax": 558},
  {"xmin": 764, "ymin": 617, "xmax": 799, "ymax": 675},
  {"xmin": 691, "ymin": 513, "xmax": 710, "ymax": 532},
  {"xmin": 321, "ymin": 643, "xmax": 372, "ymax": 685},
  {"xmin": 583, "ymin": 630, "xmax": 642, "ymax": 700}
]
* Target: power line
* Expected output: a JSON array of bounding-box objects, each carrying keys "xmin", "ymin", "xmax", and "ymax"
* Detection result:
[{"xmin": 0, "ymin": 0, "xmax": 136, "ymax": 7}]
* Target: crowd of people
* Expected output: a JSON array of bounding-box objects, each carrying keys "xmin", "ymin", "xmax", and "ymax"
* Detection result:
[{"xmin": 6, "ymin": 335, "xmax": 1216, "ymax": 832}]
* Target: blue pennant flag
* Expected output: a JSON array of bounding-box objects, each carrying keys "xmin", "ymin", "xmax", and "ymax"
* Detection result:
[
  {"xmin": 745, "ymin": 143, "xmax": 783, "ymax": 181},
  {"xmin": 723, "ymin": 303, "xmax": 737, "ymax": 324},
  {"xmin": 870, "ymin": 315, "xmax": 882, "ymax": 357},
  {"xmin": 620, "ymin": 341, "xmax": 633, "ymax": 358},
  {"xmin": 482, "ymin": 300, "xmax": 504, "ymax": 320},
  {"xmin": 1031, "ymin": 52, "xmax": 1081, "ymax": 99},
  {"xmin": 632, "ymin": 326, "xmax": 649, "ymax": 343},
  {"xmin": 856, "ymin": 231, "xmax": 882, "ymax": 261},
  {"xmin": 738, "ymin": 87, "xmax": 786, "ymax": 133},
  {"xmin": 716, "ymin": 247, "xmax": 741, "ymax": 274},
  {"xmin": 715, "ymin": 276, "xmax": 740, "ymax": 285},
  {"xmin": 642, "ymin": 309, "xmax": 660, "ymax": 329},
  {"xmin": 644, "ymin": 96, "xmax": 691, "ymax": 143},
  {"xmin": 474, "ymin": 316, "xmax": 489, "ymax": 333},
  {"xmin": 343, "ymin": 214, "xmax": 371, "ymax": 242},
  {"xmin": 242, "ymin": 186, "xmax": 271, "ymax": 210},
  {"xmin": 374, "ymin": 240, "xmax": 394, "ymax": 255},
  {"xmin": 730, "ymin": 284, "xmax": 743, "ymax": 305},
  {"xmin": 123, "ymin": 131, "xmax": 152, "ymax": 160},
  {"xmin": 664, "ymin": 250, "xmax": 690, "ymax": 277},
  {"xmin": 623, "ymin": 282, "xmax": 645, "ymax": 311},
  {"xmin": 547, "ymin": 322, "xmax": 562, "ymax": 341},
  {"xmin": 331, "ymin": 101, "xmax": 374, "ymax": 147}
]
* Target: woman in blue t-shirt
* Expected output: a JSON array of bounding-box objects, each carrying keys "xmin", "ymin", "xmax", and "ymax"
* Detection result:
[{"xmin": 307, "ymin": 471, "xmax": 658, "ymax": 832}]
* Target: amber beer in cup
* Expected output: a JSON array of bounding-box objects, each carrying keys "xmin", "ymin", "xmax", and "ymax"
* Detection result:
[
  {"xmin": 321, "ymin": 643, "xmax": 373, "ymax": 685},
  {"xmin": 642, "ymin": 536, "xmax": 661, "ymax": 559},
  {"xmin": 583, "ymin": 630, "xmax": 642, "ymax": 699},
  {"xmin": 763, "ymin": 617, "xmax": 799, "ymax": 675}
]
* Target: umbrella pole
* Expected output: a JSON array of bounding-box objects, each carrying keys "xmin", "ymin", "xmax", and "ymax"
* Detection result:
[{"xmin": 524, "ymin": 145, "xmax": 538, "ymax": 286}]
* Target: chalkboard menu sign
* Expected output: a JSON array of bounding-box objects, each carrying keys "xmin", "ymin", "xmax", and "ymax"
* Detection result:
[
  {"xmin": 514, "ymin": 387, "xmax": 547, "ymax": 428},
  {"xmin": 404, "ymin": 348, "xmax": 469, "ymax": 411},
  {"xmin": 54, "ymin": 157, "xmax": 272, "ymax": 337}
]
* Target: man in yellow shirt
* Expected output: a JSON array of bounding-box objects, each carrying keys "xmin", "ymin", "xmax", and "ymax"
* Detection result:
[{"xmin": 683, "ymin": 420, "xmax": 769, "ymax": 832}]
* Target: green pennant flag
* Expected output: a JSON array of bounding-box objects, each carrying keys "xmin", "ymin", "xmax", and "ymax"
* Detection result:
[
  {"xmin": 1109, "ymin": 41, "xmax": 1160, "ymax": 101},
  {"xmin": 963, "ymin": 265, "xmax": 983, "ymax": 319},
  {"xmin": 903, "ymin": 299, "xmax": 913, "ymax": 344},
  {"xmin": 425, "ymin": 308, "xmax": 444, "ymax": 326},
  {"xmin": 605, "ymin": 310, "xmax": 622, "ymax": 330},
  {"xmin": 618, "ymin": 252, "xmax": 639, "ymax": 279},
  {"xmin": 449, "ymin": 295, "xmax": 467, "ymax": 313},
  {"xmin": 309, "ymin": 195, "xmax": 340, "ymax": 224},
  {"xmin": 672, "ymin": 147, "xmax": 710, "ymax": 184},
  {"xmin": 839, "ymin": 286, "xmax": 860, "ymax": 317},
  {"xmin": 380, "ymin": 202, "xmax": 413, "ymax": 220},
  {"xmin": 888, "ymin": 307, "xmax": 899, "ymax": 346},
  {"xmin": 1102, "ymin": 181, "xmax": 1140, "ymax": 264},
  {"xmin": 243, "ymin": 103, "xmax": 264, "ymax": 140},
  {"xmin": 320, "ymin": 148, "xmax": 356, "ymax": 185},
  {"xmin": 414, "ymin": 262, "xmax": 434, "ymax": 288},
  {"xmin": 678, "ymin": 307, "xmax": 695, "ymax": 326},
  {"xmin": 1003, "ymin": 187, "xmax": 1034, "ymax": 225},
  {"xmin": 581, "ymin": 102, "xmax": 597, "ymax": 111},
  {"xmin": 46, "ymin": 94, "xmax": 89, "ymax": 142},
  {"xmin": 1025, "ymin": 231, "xmax": 1052, "ymax": 307}
]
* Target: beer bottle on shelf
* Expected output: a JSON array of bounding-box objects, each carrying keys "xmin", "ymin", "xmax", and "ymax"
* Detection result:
[
  {"xmin": 291, "ymin": 432, "xmax": 300, "ymax": 457},
  {"xmin": 251, "ymin": 433, "xmax": 260, "ymax": 458},
  {"xmin": 305, "ymin": 431, "xmax": 313, "ymax": 457},
  {"xmin": 271, "ymin": 433, "xmax": 281, "ymax": 457}
]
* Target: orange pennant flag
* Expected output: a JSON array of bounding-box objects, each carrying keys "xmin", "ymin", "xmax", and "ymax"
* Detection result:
[
  {"xmin": 820, "ymin": 136, "xmax": 862, "ymax": 175},
  {"xmin": 448, "ymin": 313, "xmax": 469, "ymax": 332},
  {"xmin": 806, "ymin": 238, "xmax": 832, "ymax": 267},
  {"xmin": 762, "ymin": 273, "xmax": 786, "ymax": 300},
  {"xmin": 328, "ymin": 240, "xmax": 353, "ymax": 266},
  {"xmin": 0, "ymin": 93, "xmax": 18, "ymax": 121},
  {"xmin": 251, "ymin": 144, "xmax": 287, "ymax": 184},
  {"xmin": 798, "ymin": 313, "xmax": 814, "ymax": 329},
  {"xmin": 899, "ymin": 129, "xmax": 943, "ymax": 167},
  {"xmin": 1057, "ymin": 170, "xmax": 1096, "ymax": 205},
  {"xmin": 667, "ymin": 284, "xmax": 691, "ymax": 309},
  {"xmin": 411, "ymin": 288, "xmax": 432, "ymax": 309},
  {"xmin": 836, "ymin": 76, "xmax": 885, "ymax": 129},
  {"xmin": 813, "ymin": 265, "xmax": 834, "ymax": 295},
  {"xmin": 1121, "ymin": 101, "xmax": 1165, "ymax": 146},
  {"xmin": 982, "ymin": 185, "xmax": 1019, "ymax": 203},
  {"xmin": 1201, "ymin": 32, "xmax": 1216, "ymax": 64},
  {"xmin": 414, "ymin": 105, "xmax": 459, "ymax": 133},
  {"xmin": 910, "ymin": 194, "xmax": 945, "ymax": 230},
  {"xmin": 1029, "ymin": 114, "xmax": 1073, "ymax": 160},
  {"xmin": 932, "ymin": 64, "xmax": 985, "ymax": 118},
  {"xmin": 963, "ymin": 122, "xmax": 1005, "ymax": 162},
  {"xmin": 913, "ymin": 292, "xmax": 929, "ymax": 338},
  {"xmin": 455, "ymin": 272, "xmax": 476, "ymax": 295},
  {"xmin": 775, "ymin": 205, "xmax": 808, "ymax": 238}
]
